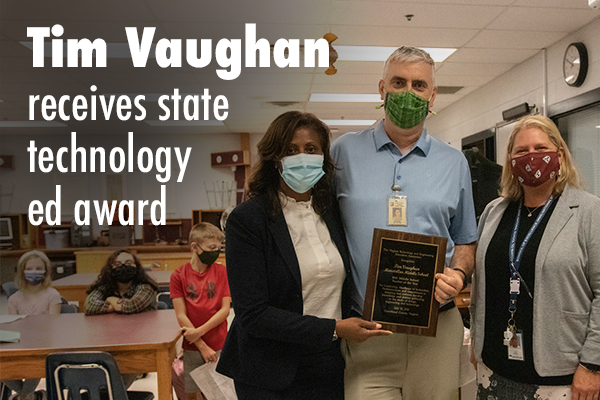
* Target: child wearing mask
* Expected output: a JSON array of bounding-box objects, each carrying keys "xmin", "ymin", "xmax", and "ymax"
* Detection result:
[
  {"xmin": 84, "ymin": 249, "xmax": 158, "ymax": 315},
  {"xmin": 8, "ymin": 250, "xmax": 61, "ymax": 315},
  {"xmin": 5, "ymin": 250, "xmax": 61, "ymax": 400},
  {"xmin": 170, "ymin": 223, "xmax": 230, "ymax": 400}
]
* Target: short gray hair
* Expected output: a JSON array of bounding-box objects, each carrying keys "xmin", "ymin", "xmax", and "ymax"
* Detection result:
[{"xmin": 383, "ymin": 46, "xmax": 436, "ymax": 85}]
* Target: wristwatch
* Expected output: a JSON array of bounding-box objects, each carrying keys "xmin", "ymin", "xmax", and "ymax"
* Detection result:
[
  {"xmin": 452, "ymin": 267, "xmax": 468, "ymax": 289},
  {"xmin": 580, "ymin": 362, "xmax": 600, "ymax": 373},
  {"xmin": 332, "ymin": 328, "xmax": 338, "ymax": 341}
]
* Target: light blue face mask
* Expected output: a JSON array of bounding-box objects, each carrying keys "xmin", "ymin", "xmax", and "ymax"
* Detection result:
[{"xmin": 280, "ymin": 153, "xmax": 325, "ymax": 194}]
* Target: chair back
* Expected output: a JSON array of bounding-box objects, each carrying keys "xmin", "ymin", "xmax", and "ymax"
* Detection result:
[
  {"xmin": 60, "ymin": 303, "xmax": 78, "ymax": 313},
  {"xmin": 46, "ymin": 351, "xmax": 129, "ymax": 400},
  {"xmin": 156, "ymin": 292, "xmax": 173, "ymax": 309},
  {"xmin": 2, "ymin": 282, "xmax": 18, "ymax": 298},
  {"xmin": 156, "ymin": 301, "xmax": 167, "ymax": 310}
]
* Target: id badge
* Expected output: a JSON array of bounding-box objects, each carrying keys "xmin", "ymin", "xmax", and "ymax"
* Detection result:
[
  {"xmin": 510, "ymin": 279, "xmax": 520, "ymax": 294},
  {"xmin": 508, "ymin": 331, "xmax": 524, "ymax": 361},
  {"xmin": 388, "ymin": 196, "xmax": 407, "ymax": 226}
]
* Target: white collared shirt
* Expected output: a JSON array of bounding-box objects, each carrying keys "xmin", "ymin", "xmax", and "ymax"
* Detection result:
[{"xmin": 279, "ymin": 193, "xmax": 345, "ymax": 320}]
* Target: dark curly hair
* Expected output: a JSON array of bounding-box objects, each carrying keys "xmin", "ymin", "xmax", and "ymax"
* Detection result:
[
  {"xmin": 247, "ymin": 111, "xmax": 335, "ymax": 216},
  {"xmin": 87, "ymin": 249, "xmax": 158, "ymax": 296}
]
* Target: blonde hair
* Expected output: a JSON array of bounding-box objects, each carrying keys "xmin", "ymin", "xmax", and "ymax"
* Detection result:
[
  {"xmin": 189, "ymin": 222, "xmax": 224, "ymax": 246},
  {"xmin": 15, "ymin": 250, "xmax": 53, "ymax": 291},
  {"xmin": 500, "ymin": 115, "xmax": 582, "ymax": 200}
]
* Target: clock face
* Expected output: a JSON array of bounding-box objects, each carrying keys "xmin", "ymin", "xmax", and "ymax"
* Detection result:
[{"xmin": 563, "ymin": 43, "xmax": 588, "ymax": 87}]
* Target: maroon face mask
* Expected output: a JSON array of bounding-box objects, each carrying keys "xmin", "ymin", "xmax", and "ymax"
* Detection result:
[{"xmin": 511, "ymin": 151, "xmax": 560, "ymax": 187}]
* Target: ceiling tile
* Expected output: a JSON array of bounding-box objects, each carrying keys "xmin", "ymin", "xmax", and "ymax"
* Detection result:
[
  {"xmin": 0, "ymin": 40, "xmax": 35, "ymax": 57},
  {"xmin": 436, "ymin": 62, "xmax": 514, "ymax": 76},
  {"xmin": 233, "ymin": 73, "xmax": 314, "ymax": 85},
  {"xmin": 466, "ymin": 29, "xmax": 566, "ymax": 49},
  {"xmin": 218, "ymin": 84, "xmax": 310, "ymax": 95},
  {"xmin": 312, "ymin": 73, "xmax": 380, "ymax": 86},
  {"xmin": 330, "ymin": 1, "xmax": 506, "ymax": 29},
  {"xmin": 330, "ymin": 25, "xmax": 479, "ymax": 47},
  {"xmin": 486, "ymin": 7, "xmax": 598, "ymax": 32},
  {"xmin": 334, "ymin": 0, "xmax": 514, "ymax": 4},
  {"xmin": 434, "ymin": 75, "xmax": 495, "ymax": 86},
  {"xmin": 512, "ymin": 0, "xmax": 592, "ymax": 8},
  {"xmin": 0, "ymin": 20, "xmax": 170, "ymax": 43},
  {"xmin": 0, "ymin": 82, "xmax": 88, "ymax": 95},
  {"xmin": 145, "ymin": 0, "xmax": 330, "ymax": 24},
  {"xmin": 1, "ymin": 0, "xmax": 595, "ymax": 137},
  {"xmin": 1, "ymin": 0, "xmax": 156, "ymax": 22},
  {"xmin": 310, "ymin": 84, "xmax": 378, "ymax": 94},
  {"xmin": 446, "ymin": 48, "xmax": 538, "ymax": 64},
  {"xmin": 330, "ymin": 61, "xmax": 386, "ymax": 74}
]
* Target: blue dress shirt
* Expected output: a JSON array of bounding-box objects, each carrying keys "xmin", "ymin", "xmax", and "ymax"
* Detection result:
[{"xmin": 331, "ymin": 120, "xmax": 478, "ymax": 314}]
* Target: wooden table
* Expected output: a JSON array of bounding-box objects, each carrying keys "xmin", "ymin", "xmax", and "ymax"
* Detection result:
[
  {"xmin": 0, "ymin": 310, "xmax": 181, "ymax": 400},
  {"xmin": 53, "ymin": 271, "xmax": 172, "ymax": 308}
]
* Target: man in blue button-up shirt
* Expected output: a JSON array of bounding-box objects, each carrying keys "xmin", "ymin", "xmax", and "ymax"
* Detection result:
[{"xmin": 331, "ymin": 46, "xmax": 478, "ymax": 400}]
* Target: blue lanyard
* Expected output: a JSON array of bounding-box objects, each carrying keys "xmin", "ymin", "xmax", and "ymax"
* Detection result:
[{"xmin": 508, "ymin": 195, "xmax": 554, "ymax": 313}]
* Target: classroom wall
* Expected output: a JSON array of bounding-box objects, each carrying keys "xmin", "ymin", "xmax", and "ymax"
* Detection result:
[
  {"xmin": 427, "ymin": 17, "xmax": 600, "ymax": 159},
  {"xmin": 0, "ymin": 132, "xmax": 243, "ymax": 237}
]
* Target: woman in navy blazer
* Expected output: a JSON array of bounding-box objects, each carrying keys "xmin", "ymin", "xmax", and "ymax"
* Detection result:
[{"xmin": 216, "ymin": 111, "xmax": 389, "ymax": 399}]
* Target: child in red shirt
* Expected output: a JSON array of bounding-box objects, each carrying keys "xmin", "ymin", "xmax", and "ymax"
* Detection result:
[{"xmin": 170, "ymin": 222, "xmax": 231, "ymax": 400}]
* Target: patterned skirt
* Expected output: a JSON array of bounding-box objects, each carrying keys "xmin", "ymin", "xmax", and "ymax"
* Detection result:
[{"xmin": 476, "ymin": 363, "xmax": 571, "ymax": 400}]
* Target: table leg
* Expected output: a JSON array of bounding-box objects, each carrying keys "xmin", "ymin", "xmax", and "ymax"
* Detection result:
[{"xmin": 156, "ymin": 348, "xmax": 173, "ymax": 400}]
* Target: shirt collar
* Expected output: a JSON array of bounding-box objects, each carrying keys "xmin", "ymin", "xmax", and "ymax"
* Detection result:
[{"xmin": 373, "ymin": 119, "xmax": 432, "ymax": 157}]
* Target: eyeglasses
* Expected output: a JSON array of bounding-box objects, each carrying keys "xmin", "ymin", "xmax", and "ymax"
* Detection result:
[{"xmin": 112, "ymin": 260, "xmax": 136, "ymax": 268}]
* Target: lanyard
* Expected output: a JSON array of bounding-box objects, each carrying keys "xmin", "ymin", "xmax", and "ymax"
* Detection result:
[{"xmin": 508, "ymin": 195, "xmax": 554, "ymax": 313}]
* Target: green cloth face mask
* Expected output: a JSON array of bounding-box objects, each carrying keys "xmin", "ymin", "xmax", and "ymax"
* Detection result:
[{"xmin": 383, "ymin": 91, "xmax": 430, "ymax": 129}]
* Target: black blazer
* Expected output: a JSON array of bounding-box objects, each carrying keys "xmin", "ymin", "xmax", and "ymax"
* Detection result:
[{"xmin": 216, "ymin": 194, "xmax": 352, "ymax": 391}]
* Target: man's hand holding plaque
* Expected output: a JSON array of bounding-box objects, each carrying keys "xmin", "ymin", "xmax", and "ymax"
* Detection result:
[{"xmin": 434, "ymin": 268, "xmax": 465, "ymax": 303}]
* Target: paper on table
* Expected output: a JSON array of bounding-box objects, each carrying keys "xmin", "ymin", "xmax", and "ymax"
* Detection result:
[
  {"xmin": 189, "ymin": 352, "xmax": 237, "ymax": 400},
  {"xmin": 0, "ymin": 330, "xmax": 20, "ymax": 343},
  {"xmin": 0, "ymin": 314, "xmax": 28, "ymax": 324}
]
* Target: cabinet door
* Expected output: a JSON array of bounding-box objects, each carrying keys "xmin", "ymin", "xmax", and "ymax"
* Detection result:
[
  {"xmin": 163, "ymin": 256, "xmax": 191, "ymax": 271},
  {"xmin": 75, "ymin": 251, "xmax": 113, "ymax": 273}
]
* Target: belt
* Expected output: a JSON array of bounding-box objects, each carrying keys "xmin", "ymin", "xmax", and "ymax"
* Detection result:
[{"xmin": 439, "ymin": 300, "xmax": 456, "ymax": 312}]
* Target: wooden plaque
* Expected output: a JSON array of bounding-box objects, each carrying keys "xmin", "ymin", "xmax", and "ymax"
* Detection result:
[{"xmin": 363, "ymin": 228, "xmax": 447, "ymax": 337}]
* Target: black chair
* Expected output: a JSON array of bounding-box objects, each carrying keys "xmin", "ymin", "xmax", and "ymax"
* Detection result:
[
  {"xmin": 60, "ymin": 303, "xmax": 78, "ymax": 313},
  {"xmin": 60, "ymin": 298, "xmax": 78, "ymax": 313},
  {"xmin": 0, "ymin": 382, "xmax": 12, "ymax": 400},
  {"xmin": 156, "ymin": 292, "xmax": 173, "ymax": 309},
  {"xmin": 2, "ymin": 282, "xmax": 18, "ymax": 298},
  {"xmin": 156, "ymin": 301, "xmax": 168, "ymax": 310},
  {"xmin": 46, "ymin": 351, "xmax": 154, "ymax": 400}
]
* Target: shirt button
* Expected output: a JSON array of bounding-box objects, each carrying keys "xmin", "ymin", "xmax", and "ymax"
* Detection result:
[{"xmin": 396, "ymin": 175, "xmax": 401, "ymax": 179}]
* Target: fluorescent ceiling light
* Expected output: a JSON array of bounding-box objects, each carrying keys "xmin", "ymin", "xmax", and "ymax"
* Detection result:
[
  {"xmin": 596, "ymin": 125, "xmax": 600, "ymax": 129},
  {"xmin": 0, "ymin": 121, "xmax": 67, "ymax": 127},
  {"xmin": 144, "ymin": 120, "xmax": 224, "ymax": 126},
  {"xmin": 322, "ymin": 120, "xmax": 376, "ymax": 126},
  {"xmin": 21, "ymin": 41, "xmax": 455, "ymax": 62},
  {"xmin": 106, "ymin": 94, "xmax": 204, "ymax": 102},
  {"xmin": 21, "ymin": 42, "xmax": 156, "ymax": 58},
  {"xmin": 310, "ymin": 94, "xmax": 381, "ymax": 102},
  {"xmin": 336, "ymin": 46, "xmax": 456, "ymax": 62}
]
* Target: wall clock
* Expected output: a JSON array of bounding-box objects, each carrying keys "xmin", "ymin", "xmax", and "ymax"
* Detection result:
[{"xmin": 563, "ymin": 42, "xmax": 588, "ymax": 87}]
